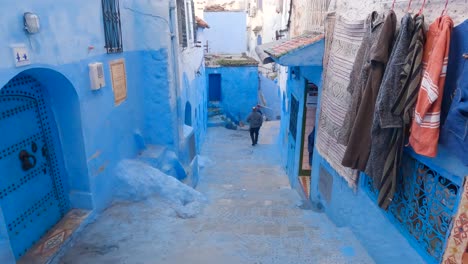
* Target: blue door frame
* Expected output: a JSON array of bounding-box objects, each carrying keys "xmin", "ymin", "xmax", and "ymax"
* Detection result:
[
  {"xmin": 208, "ymin": 74, "xmax": 221, "ymax": 101},
  {"xmin": 0, "ymin": 74, "xmax": 69, "ymax": 259},
  {"xmin": 287, "ymin": 95, "xmax": 299, "ymax": 181}
]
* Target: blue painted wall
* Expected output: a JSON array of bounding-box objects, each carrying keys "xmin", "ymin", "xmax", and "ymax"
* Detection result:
[
  {"xmin": 274, "ymin": 61, "xmax": 426, "ymax": 262},
  {"xmin": 308, "ymin": 63, "xmax": 425, "ymax": 263},
  {"xmin": 0, "ymin": 0, "xmax": 208, "ymax": 262},
  {"xmin": 203, "ymin": 11, "xmax": 247, "ymax": 54},
  {"xmin": 178, "ymin": 28, "xmax": 208, "ymax": 155},
  {"xmin": 310, "ymin": 156, "xmax": 426, "ymax": 263},
  {"xmin": 205, "ymin": 66, "xmax": 258, "ymax": 123},
  {"xmin": 276, "ymin": 39, "xmax": 325, "ymax": 67},
  {"xmin": 259, "ymin": 74, "xmax": 281, "ymax": 121},
  {"xmin": 278, "ymin": 66, "xmax": 322, "ymax": 189}
]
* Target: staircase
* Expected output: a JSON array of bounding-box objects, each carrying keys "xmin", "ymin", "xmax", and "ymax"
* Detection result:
[{"xmin": 207, "ymin": 101, "xmax": 238, "ymax": 129}]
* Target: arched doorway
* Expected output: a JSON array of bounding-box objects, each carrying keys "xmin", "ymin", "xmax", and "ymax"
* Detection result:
[
  {"xmin": 0, "ymin": 70, "xmax": 89, "ymax": 260},
  {"xmin": 185, "ymin": 101, "xmax": 192, "ymax": 126}
]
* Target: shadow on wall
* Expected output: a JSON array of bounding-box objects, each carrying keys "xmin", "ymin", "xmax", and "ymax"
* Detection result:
[{"xmin": 259, "ymin": 74, "xmax": 281, "ymax": 120}]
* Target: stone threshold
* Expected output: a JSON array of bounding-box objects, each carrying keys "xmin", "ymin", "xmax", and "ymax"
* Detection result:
[{"xmin": 18, "ymin": 209, "xmax": 91, "ymax": 264}]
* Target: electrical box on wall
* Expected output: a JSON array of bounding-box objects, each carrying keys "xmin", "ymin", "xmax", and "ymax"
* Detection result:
[
  {"xmin": 24, "ymin": 12, "xmax": 40, "ymax": 34},
  {"xmin": 89, "ymin": 62, "xmax": 105, "ymax": 90}
]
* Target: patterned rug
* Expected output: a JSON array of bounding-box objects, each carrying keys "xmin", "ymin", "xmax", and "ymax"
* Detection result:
[
  {"xmin": 322, "ymin": 12, "xmax": 336, "ymax": 74},
  {"xmin": 316, "ymin": 15, "xmax": 367, "ymax": 188},
  {"xmin": 442, "ymin": 179, "xmax": 468, "ymax": 264}
]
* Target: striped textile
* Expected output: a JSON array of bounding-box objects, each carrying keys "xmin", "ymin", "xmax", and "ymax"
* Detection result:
[
  {"xmin": 378, "ymin": 14, "xmax": 425, "ymax": 210},
  {"xmin": 316, "ymin": 15, "xmax": 366, "ymax": 187},
  {"xmin": 392, "ymin": 14, "xmax": 425, "ymax": 127},
  {"xmin": 408, "ymin": 15, "xmax": 454, "ymax": 157}
]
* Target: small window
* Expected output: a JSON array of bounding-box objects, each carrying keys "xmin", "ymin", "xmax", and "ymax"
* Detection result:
[
  {"xmin": 177, "ymin": 0, "xmax": 196, "ymax": 48},
  {"xmin": 101, "ymin": 0, "xmax": 123, "ymax": 53},
  {"xmin": 186, "ymin": 1, "xmax": 193, "ymax": 42},
  {"xmin": 289, "ymin": 95, "xmax": 299, "ymax": 141},
  {"xmin": 177, "ymin": 0, "xmax": 188, "ymax": 47},
  {"xmin": 191, "ymin": 0, "xmax": 197, "ymax": 42},
  {"xmin": 185, "ymin": 102, "xmax": 192, "ymax": 126}
]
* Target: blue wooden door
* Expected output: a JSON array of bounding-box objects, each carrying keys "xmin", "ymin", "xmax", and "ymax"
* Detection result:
[
  {"xmin": 287, "ymin": 95, "xmax": 299, "ymax": 178},
  {"xmin": 208, "ymin": 74, "xmax": 221, "ymax": 101},
  {"xmin": 0, "ymin": 75, "xmax": 69, "ymax": 259}
]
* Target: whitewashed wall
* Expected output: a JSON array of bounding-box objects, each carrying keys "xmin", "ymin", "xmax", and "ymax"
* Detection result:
[
  {"xmin": 246, "ymin": 0, "xmax": 283, "ymax": 56},
  {"xmin": 290, "ymin": 0, "xmax": 331, "ymax": 37}
]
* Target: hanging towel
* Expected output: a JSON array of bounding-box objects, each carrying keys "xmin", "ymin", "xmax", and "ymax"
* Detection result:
[{"xmin": 409, "ymin": 15, "xmax": 454, "ymax": 157}]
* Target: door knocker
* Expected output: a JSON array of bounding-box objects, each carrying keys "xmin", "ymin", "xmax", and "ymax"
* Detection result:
[{"xmin": 19, "ymin": 150, "xmax": 37, "ymax": 171}]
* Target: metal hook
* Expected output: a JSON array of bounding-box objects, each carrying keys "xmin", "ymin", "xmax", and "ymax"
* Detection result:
[
  {"xmin": 418, "ymin": 0, "xmax": 427, "ymax": 15},
  {"xmin": 441, "ymin": 0, "xmax": 449, "ymax": 16},
  {"xmin": 406, "ymin": 0, "xmax": 413, "ymax": 12}
]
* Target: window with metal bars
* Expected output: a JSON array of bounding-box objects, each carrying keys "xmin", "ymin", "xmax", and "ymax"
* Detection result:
[
  {"xmin": 191, "ymin": 0, "xmax": 197, "ymax": 43},
  {"xmin": 101, "ymin": 0, "xmax": 123, "ymax": 53},
  {"xmin": 177, "ymin": 0, "xmax": 188, "ymax": 47},
  {"xmin": 363, "ymin": 153, "xmax": 462, "ymax": 262},
  {"xmin": 186, "ymin": 1, "xmax": 193, "ymax": 42},
  {"xmin": 289, "ymin": 95, "xmax": 299, "ymax": 141},
  {"xmin": 177, "ymin": 0, "xmax": 196, "ymax": 48}
]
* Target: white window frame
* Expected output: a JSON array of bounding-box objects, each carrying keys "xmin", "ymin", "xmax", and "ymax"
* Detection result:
[{"xmin": 186, "ymin": 0, "xmax": 194, "ymax": 43}]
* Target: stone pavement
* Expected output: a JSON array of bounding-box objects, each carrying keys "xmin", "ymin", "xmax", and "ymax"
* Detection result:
[{"xmin": 58, "ymin": 121, "xmax": 374, "ymax": 264}]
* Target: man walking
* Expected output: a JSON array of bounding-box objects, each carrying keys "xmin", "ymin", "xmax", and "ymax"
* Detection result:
[{"xmin": 246, "ymin": 106, "xmax": 263, "ymax": 146}]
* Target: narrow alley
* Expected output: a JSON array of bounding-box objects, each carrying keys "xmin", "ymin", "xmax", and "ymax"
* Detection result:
[
  {"xmin": 58, "ymin": 122, "xmax": 373, "ymax": 264},
  {"xmin": 1, "ymin": 0, "xmax": 467, "ymax": 263}
]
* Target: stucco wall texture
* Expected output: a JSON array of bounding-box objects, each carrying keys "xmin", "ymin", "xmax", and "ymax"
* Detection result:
[
  {"xmin": 206, "ymin": 66, "xmax": 258, "ymax": 122},
  {"xmin": 0, "ymin": 0, "xmax": 207, "ymax": 218},
  {"xmin": 203, "ymin": 11, "xmax": 248, "ymax": 54}
]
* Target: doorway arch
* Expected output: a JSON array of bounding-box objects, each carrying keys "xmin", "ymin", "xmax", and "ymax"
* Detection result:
[
  {"xmin": 185, "ymin": 101, "xmax": 192, "ymax": 126},
  {"xmin": 0, "ymin": 68, "xmax": 90, "ymax": 259}
]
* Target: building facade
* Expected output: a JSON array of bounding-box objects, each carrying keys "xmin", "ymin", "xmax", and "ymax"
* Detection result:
[
  {"xmin": 268, "ymin": 0, "xmax": 468, "ymax": 263},
  {"xmin": 0, "ymin": 0, "xmax": 208, "ymax": 262}
]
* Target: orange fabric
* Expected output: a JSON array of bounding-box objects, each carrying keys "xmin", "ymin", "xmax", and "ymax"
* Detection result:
[{"xmin": 409, "ymin": 16, "xmax": 453, "ymax": 157}]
